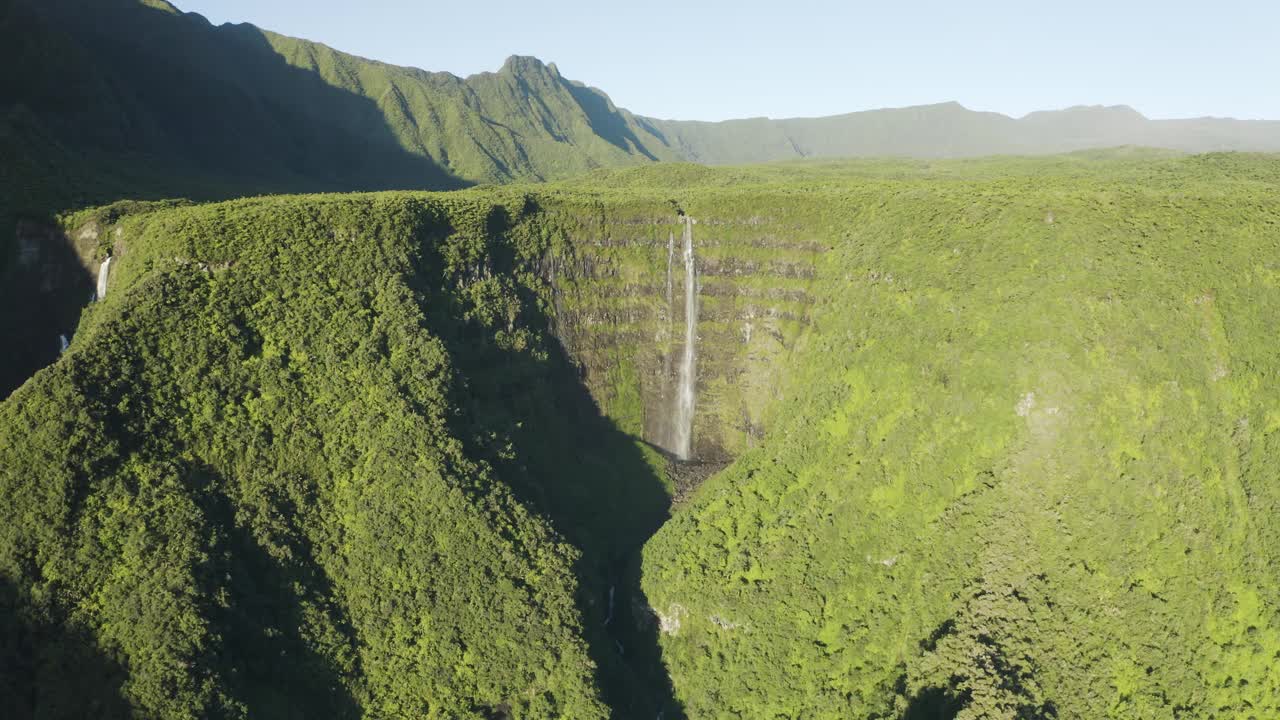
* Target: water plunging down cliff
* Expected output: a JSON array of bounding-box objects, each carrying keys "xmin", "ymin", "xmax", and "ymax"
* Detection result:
[
  {"xmin": 547, "ymin": 205, "xmax": 820, "ymax": 464},
  {"xmin": 671, "ymin": 216, "xmax": 698, "ymax": 461},
  {"xmin": 95, "ymin": 256, "xmax": 113, "ymax": 300}
]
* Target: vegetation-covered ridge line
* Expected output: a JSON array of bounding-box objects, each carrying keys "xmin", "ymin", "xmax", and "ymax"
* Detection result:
[
  {"xmin": 8, "ymin": 0, "xmax": 1280, "ymax": 219},
  {"xmin": 8, "ymin": 0, "xmax": 1280, "ymax": 395}
]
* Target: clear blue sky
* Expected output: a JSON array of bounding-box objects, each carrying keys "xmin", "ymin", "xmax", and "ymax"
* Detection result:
[{"xmin": 178, "ymin": 0, "xmax": 1277, "ymax": 122}]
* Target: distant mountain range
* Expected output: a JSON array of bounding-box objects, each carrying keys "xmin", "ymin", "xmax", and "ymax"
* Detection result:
[
  {"xmin": 4, "ymin": 0, "xmax": 1280, "ymax": 209},
  {"xmin": 647, "ymin": 102, "xmax": 1280, "ymax": 164}
]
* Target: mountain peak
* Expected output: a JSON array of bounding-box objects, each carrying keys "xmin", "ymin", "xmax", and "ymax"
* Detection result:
[
  {"xmin": 139, "ymin": 0, "xmax": 181, "ymax": 13},
  {"xmin": 1068, "ymin": 104, "xmax": 1144, "ymax": 117},
  {"xmin": 500, "ymin": 55, "xmax": 560, "ymax": 79},
  {"xmin": 1023, "ymin": 104, "xmax": 1148, "ymax": 122}
]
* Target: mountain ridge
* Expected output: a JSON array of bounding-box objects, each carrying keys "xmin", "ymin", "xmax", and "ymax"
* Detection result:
[
  {"xmin": 6, "ymin": 0, "xmax": 1280, "ymax": 398},
  {"xmin": 8, "ymin": 0, "xmax": 1280, "ymax": 206}
]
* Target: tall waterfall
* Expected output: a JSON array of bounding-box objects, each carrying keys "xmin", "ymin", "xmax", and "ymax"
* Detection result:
[
  {"xmin": 95, "ymin": 256, "xmax": 113, "ymax": 300},
  {"xmin": 672, "ymin": 216, "xmax": 698, "ymax": 460},
  {"xmin": 665, "ymin": 231, "xmax": 675, "ymax": 311},
  {"xmin": 661, "ymin": 230, "xmax": 676, "ymax": 387}
]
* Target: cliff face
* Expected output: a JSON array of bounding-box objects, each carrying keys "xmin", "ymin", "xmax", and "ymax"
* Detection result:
[
  {"xmin": 0, "ymin": 219, "xmax": 97, "ymax": 395},
  {"xmin": 543, "ymin": 198, "xmax": 822, "ymax": 462},
  {"xmin": 3, "ymin": 185, "xmax": 818, "ymax": 717}
]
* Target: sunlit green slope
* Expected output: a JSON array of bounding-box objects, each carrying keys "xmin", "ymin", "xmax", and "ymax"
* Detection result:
[
  {"xmin": 2, "ymin": 0, "xmax": 678, "ymax": 205},
  {"xmin": 633, "ymin": 153, "xmax": 1280, "ymax": 718},
  {"xmin": 0, "ymin": 0, "xmax": 683, "ymax": 395},
  {"xmin": 0, "ymin": 193, "xmax": 655, "ymax": 719},
  {"xmin": 2, "ymin": 153, "xmax": 1279, "ymax": 719}
]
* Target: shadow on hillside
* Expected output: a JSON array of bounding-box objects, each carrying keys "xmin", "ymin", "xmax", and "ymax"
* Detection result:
[
  {"xmin": 0, "ymin": 220, "xmax": 94, "ymax": 399},
  {"xmin": 902, "ymin": 685, "xmax": 966, "ymax": 720},
  {"xmin": 192, "ymin": 464, "xmax": 364, "ymax": 720},
  {"xmin": 0, "ymin": 466, "xmax": 364, "ymax": 719},
  {"xmin": 563, "ymin": 81, "xmax": 659, "ymax": 161},
  {"xmin": 0, "ymin": 575, "xmax": 132, "ymax": 719},
  {"xmin": 413, "ymin": 204, "xmax": 684, "ymax": 718},
  {"xmin": 2, "ymin": 0, "xmax": 475, "ymax": 398},
  {"xmin": 17, "ymin": 0, "xmax": 471, "ymax": 197}
]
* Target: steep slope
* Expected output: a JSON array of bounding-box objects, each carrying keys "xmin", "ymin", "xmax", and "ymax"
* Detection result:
[
  {"xmin": 634, "ymin": 154, "xmax": 1280, "ymax": 717},
  {"xmin": 6, "ymin": 0, "xmax": 1280, "ymax": 225},
  {"xmin": 532, "ymin": 181, "xmax": 822, "ymax": 462},
  {"xmin": 0, "ymin": 192, "xmax": 676, "ymax": 719},
  {"xmin": 0, "ymin": 0, "xmax": 681, "ymax": 397},
  {"xmin": 3, "ymin": 0, "xmax": 676, "ymax": 198}
]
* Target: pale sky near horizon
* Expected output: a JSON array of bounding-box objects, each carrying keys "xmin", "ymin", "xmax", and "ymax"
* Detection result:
[{"xmin": 177, "ymin": 0, "xmax": 1278, "ymax": 122}]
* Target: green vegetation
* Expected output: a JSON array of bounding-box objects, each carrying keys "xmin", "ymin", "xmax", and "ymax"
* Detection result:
[
  {"xmin": 8, "ymin": 0, "xmax": 1280, "ymax": 398},
  {"xmin": 1, "ymin": 0, "xmax": 678, "ymax": 209},
  {"xmin": 0, "ymin": 192, "xmax": 674, "ymax": 718},
  {"xmin": 646, "ymin": 104, "xmax": 1280, "ymax": 166},
  {"xmin": 0, "ymin": 0, "xmax": 680, "ymax": 395},
  {"xmin": 2, "ymin": 152, "xmax": 1278, "ymax": 718},
  {"xmin": 3, "ymin": 3, "xmax": 1280, "ymax": 716},
  {"xmin": 632, "ymin": 153, "xmax": 1280, "ymax": 718},
  {"xmin": 5, "ymin": 0, "xmax": 1280, "ymax": 228}
]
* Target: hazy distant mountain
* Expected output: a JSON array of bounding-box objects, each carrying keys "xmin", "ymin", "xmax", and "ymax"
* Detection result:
[{"xmin": 646, "ymin": 103, "xmax": 1280, "ymax": 164}]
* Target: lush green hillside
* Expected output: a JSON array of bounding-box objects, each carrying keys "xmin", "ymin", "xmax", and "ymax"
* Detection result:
[
  {"xmin": 3, "ymin": 153, "xmax": 1279, "ymax": 718},
  {"xmin": 8, "ymin": 0, "xmax": 1280, "ymax": 218},
  {"xmin": 7, "ymin": 0, "xmax": 1280, "ymax": 226},
  {"xmin": 1, "ymin": 0, "xmax": 678, "ymax": 203},
  {"xmin": 0, "ymin": 191, "xmax": 683, "ymax": 719},
  {"xmin": 630, "ymin": 153, "xmax": 1280, "ymax": 717},
  {"xmin": 0, "ymin": 0, "xmax": 690, "ymax": 396},
  {"xmin": 4, "ymin": 3, "xmax": 1280, "ymax": 719}
]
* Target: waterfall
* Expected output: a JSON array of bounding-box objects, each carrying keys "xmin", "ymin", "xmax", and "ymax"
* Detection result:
[
  {"xmin": 58, "ymin": 334, "xmax": 69, "ymax": 354},
  {"xmin": 95, "ymin": 256, "xmax": 113, "ymax": 300},
  {"xmin": 604, "ymin": 585, "xmax": 615, "ymax": 626},
  {"xmin": 665, "ymin": 231, "xmax": 675, "ymax": 312},
  {"xmin": 672, "ymin": 216, "xmax": 698, "ymax": 461},
  {"xmin": 661, "ymin": 230, "xmax": 676, "ymax": 400}
]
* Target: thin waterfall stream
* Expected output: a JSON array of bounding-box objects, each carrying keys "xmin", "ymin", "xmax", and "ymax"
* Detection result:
[
  {"xmin": 96, "ymin": 256, "xmax": 113, "ymax": 300},
  {"xmin": 672, "ymin": 216, "xmax": 698, "ymax": 461},
  {"xmin": 665, "ymin": 231, "xmax": 675, "ymax": 316}
]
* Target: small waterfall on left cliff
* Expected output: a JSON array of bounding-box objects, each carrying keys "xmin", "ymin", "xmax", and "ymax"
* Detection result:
[
  {"xmin": 95, "ymin": 256, "xmax": 113, "ymax": 300},
  {"xmin": 671, "ymin": 216, "xmax": 698, "ymax": 460}
]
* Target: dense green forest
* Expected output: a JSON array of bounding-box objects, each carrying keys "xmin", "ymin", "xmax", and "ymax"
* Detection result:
[
  {"xmin": 630, "ymin": 154, "xmax": 1280, "ymax": 718},
  {"xmin": 3, "ymin": 1, "xmax": 1280, "ymax": 718},
  {"xmin": 3, "ymin": 152, "xmax": 1279, "ymax": 718},
  {"xmin": 1, "ymin": 191, "xmax": 679, "ymax": 718}
]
